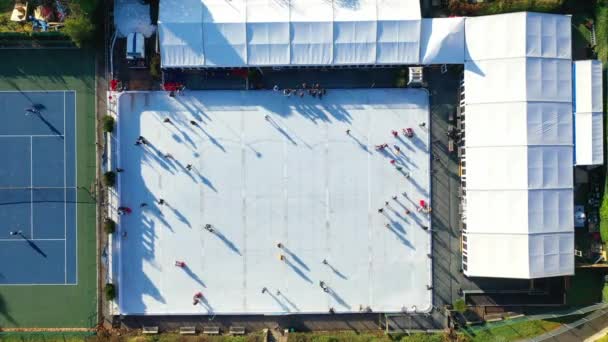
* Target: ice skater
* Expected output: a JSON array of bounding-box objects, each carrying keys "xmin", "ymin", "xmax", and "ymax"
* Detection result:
[
  {"xmin": 175, "ymin": 261, "xmax": 186, "ymax": 267},
  {"xmin": 391, "ymin": 130, "xmax": 399, "ymax": 138},
  {"xmin": 192, "ymin": 292, "xmax": 203, "ymax": 305},
  {"xmin": 135, "ymin": 136, "xmax": 147, "ymax": 146},
  {"xmin": 116, "ymin": 168, "xmax": 124, "ymax": 172},
  {"xmin": 163, "ymin": 118, "xmax": 172, "ymax": 123},
  {"xmin": 419, "ymin": 122, "xmax": 426, "ymax": 127},
  {"xmin": 186, "ymin": 164, "xmax": 193, "ymax": 171},
  {"xmin": 140, "ymin": 202, "xmax": 148, "ymax": 208},
  {"xmin": 392, "ymin": 195, "xmax": 398, "ymax": 200},
  {"xmin": 346, "ymin": 129, "xmax": 351, "ymax": 135},
  {"xmin": 118, "ymin": 206, "xmax": 132, "ymax": 215},
  {"xmin": 390, "ymin": 159, "xmax": 396, "ymax": 165},
  {"xmin": 393, "ymin": 145, "xmax": 401, "ymax": 154},
  {"xmin": 319, "ymin": 281, "xmax": 329, "ymax": 293},
  {"xmin": 190, "ymin": 120, "xmax": 198, "ymax": 126},
  {"xmin": 158, "ymin": 198, "xmax": 165, "ymax": 206},
  {"xmin": 204, "ymin": 224, "xmax": 214, "ymax": 232},
  {"xmin": 24, "ymin": 107, "xmax": 40, "ymax": 115},
  {"xmin": 378, "ymin": 208, "xmax": 384, "ymax": 213}
]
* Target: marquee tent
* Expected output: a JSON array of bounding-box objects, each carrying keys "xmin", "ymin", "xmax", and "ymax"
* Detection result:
[
  {"xmin": 420, "ymin": 17, "xmax": 465, "ymax": 64},
  {"xmin": 462, "ymin": 12, "xmax": 574, "ymax": 279},
  {"xmin": 158, "ymin": 0, "xmax": 421, "ymax": 68},
  {"xmin": 573, "ymin": 60, "xmax": 604, "ymax": 166}
]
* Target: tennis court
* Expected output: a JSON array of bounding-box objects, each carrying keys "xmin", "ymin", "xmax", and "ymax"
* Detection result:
[{"xmin": 0, "ymin": 91, "xmax": 77, "ymax": 285}]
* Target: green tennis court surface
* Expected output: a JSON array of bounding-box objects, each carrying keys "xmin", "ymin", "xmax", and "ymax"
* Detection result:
[{"xmin": 0, "ymin": 49, "xmax": 96, "ymax": 328}]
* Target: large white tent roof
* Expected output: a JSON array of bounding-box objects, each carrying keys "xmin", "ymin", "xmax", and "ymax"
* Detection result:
[
  {"xmin": 463, "ymin": 12, "xmax": 574, "ymax": 279},
  {"xmin": 464, "ymin": 12, "xmax": 571, "ymax": 61},
  {"xmin": 574, "ymin": 60, "xmax": 604, "ymax": 166},
  {"xmin": 420, "ymin": 17, "xmax": 465, "ymax": 64},
  {"xmin": 158, "ymin": 0, "xmax": 421, "ymax": 68}
]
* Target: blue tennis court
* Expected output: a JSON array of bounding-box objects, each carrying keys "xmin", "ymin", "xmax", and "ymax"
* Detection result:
[{"xmin": 0, "ymin": 91, "xmax": 77, "ymax": 285}]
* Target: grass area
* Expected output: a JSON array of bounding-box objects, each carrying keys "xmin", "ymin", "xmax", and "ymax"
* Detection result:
[
  {"xmin": 287, "ymin": 332, "xmax": 448, "ymax": 342},
  {"xmin": 462, "ymin": 315, "xmax": 586, "ymax": 342},
  {"xmin": 0, "ymin": 332, "xmax": 96, "ymax": 342},
  {"xmin": 0, "ymin": 48, "xmax": 97, "ymax": 327},
  {"xmin": 566, "ymin": 269, "xmax": 604, "ymax": 305},
  {"xmin": 124, "ymin": 333, "xmax": 266, "ymax": 342}
]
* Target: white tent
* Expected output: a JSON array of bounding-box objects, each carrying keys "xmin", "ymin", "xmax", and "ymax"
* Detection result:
[
  {"xmin": 420, "ymin": 17, "xmax": 465, "ymax": 64},
  {"xmin": 462, "ymin": 12, "xmax": 574, "ymax": 279},
  {"xmin": 158, "ymin": 0, "xmax": 421, "ymax": 67},
  {"xmin": 573, "ymin": 60, "xmax": 604, "ymax": 166},
  {"xmin": 464, "ymin": 12, "xmax": 571, "ymax": 61}
]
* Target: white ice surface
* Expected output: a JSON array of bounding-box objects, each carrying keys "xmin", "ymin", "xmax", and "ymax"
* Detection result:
[{"xmin": 116, "ymin": 89, "xmax": 431, "ymax": 315}]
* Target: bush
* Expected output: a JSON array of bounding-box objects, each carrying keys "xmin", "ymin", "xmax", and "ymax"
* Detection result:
[
  {"xmin": 63, "ymin": 12, "xmax": 94, "ymax": 47},
  {"xmin": 102, "ymin": 115, "xmax": 115, "ymax": 133},
  {"xmin": 104, "ymin": 283, "xmax": 116, "ymax": 301},
  {"xmin": 150, "ymin": 54, "xmax": 161, "ymax": 80},
  {"xmin": 394, "ymin": 68, "xmax": 408, "ymax": 88},
  {"xmin": 103, "ymin": 171, "xmax": 116, "ymax": 187},
  {"xmin": 453, "ymin": 298, "xmax": 467, "ymax": 313},
  {"xmin": 104, "ymin": 218, "xmax": 116, "ymax": 234}
]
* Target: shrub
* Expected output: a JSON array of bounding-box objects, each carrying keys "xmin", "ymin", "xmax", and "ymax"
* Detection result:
[
  {"xmin": 104, "ymin": 218, "xmax": 116, "ymax": 234},
  {"xmin": 102, "ymin": 115, "xmax": 115, "ymax": 133},
  {"xmin": 601, "ymin": 194, "xmax": 608, "ymax": 243},
  {"xmin": 150, "ymin": 54, "xmax": 161, "ymax": 80},
  {"xmin": 394, "ymin": 68, "xmax": 408, "ymax": 88},
  {"xmin": 453, "ymin": 298, "xmax": 467, "ymax": 313},
  {"xmin": 63, "ymin": 12, "xmax": 95, "ymax": 47},
  {"xmin": 103, "ymin": 171, "xmax": 116, "ymax": 187},
  {"xmin": 105, "ymin": 283, "xmax": 116, "ymax": 301}
]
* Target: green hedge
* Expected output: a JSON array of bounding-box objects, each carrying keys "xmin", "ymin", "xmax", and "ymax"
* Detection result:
[
  {"xmin": 478, "ymin": 0, "xmax": 564, "ymax": 15},
  {"xmin": 0, "ymin": 31, "xmax": 69, "ymax": 38},
  {"xmin": 597, "ymin": 1, "xmax": 608, "ymax": 62},
  {"xmin": 104, "ymin": 283, "xmax": 116, "ymax": 301}
]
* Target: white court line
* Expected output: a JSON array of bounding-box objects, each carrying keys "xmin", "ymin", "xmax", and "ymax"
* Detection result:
[
  {"xmin": 0, "ymin": 283, "xmax": 78, "ymax": 287},
  {"xmin": 64, "ymin": 90, "xmax": 67, "ymax": 284},
  {"xmin": 30, "ymin": 136, "xmax": 33, "ymax": 239},
  {"xmin": 74, "ymin": 91, "xmax": 78, "ymax": 285},
  {"xmin": 0, "ymin": 238, "xmax": 65, "ymax": 241},
  {"xmin": 0, "ymin": 90, "xmax": 71, "ymax": 93},
  {"xmin": 0, "ymin": 135, "xmax": 64, "ymax": 138}
]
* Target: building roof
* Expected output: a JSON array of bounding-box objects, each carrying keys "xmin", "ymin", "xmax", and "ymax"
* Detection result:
[
  {"xmin": 463, "ymin": 12, "xmax": 574, "ymax": 279},
  {"xmin": 158, "ymin": 0, "xmax": 421, "ymax": 68},
  {"xmin": 574, "ymin": 60, "xmax": 604, "ymax": 166}
]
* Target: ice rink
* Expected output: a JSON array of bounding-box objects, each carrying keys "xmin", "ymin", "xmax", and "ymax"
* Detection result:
[{"xmin": 115, "ymin": 89, "xmax": 432, "ymax": 315}]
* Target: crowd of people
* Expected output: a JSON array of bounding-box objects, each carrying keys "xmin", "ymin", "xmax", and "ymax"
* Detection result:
[{"xmin": 273, "ymin": 83, "xmax": 327, "ymax": 99}]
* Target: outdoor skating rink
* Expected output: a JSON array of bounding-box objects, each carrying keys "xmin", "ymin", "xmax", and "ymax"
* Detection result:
[{"xmin": 115, "ymin": 89, "xmax": 432, "ymax": 315}]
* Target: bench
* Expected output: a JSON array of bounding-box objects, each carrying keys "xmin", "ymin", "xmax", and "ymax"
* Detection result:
[
  {"xmin": 142, "ymin": 326, "xmax": 159, "ymax": 334},
  {"xmin": 203, "ymin": 326, "xmax": 220, "ymax": 335},
  {"xmin": 229, "ymin": 326, "xmax": 246, "ymax": 335},
  {"xmin": 180, "ymin": 326, "xmax": 197, "ymax": 335}
]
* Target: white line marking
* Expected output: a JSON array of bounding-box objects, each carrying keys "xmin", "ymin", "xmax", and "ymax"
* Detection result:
[
  {"xmin": 0, "ymin": 238, "xmax": 66, "ymax": 241},
  {"xmin": 0, "ymin": 135, "xmax": 64, "ymax": 138},
  {"xmin": 30, "ymin": 136, "xmax": 33, "ymax": 239},
  {"xmin": 64, "ymin": 90, "xmax": 67, "ymax": 284},
  {"xmin": 0, "ymin": 283, "xmax": 79, "ymax": 286},
  {"xmin": 74, "ymin": 91, "xmax": 78, "ymax": 285}
]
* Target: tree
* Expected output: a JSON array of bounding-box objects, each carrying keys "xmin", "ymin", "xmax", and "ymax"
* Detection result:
[
  {"xmin": 102, "ymin": 115, "xmax": 115, "ymax": 133},
  {"xmin": 104, "ymin": 218, "xmax": 116, "ymax": 234},
  {"xmin": 63, "ymin": 13, "xmax": 94, "ymax": 47},
  {"xmin": 103, "ymin": 171, "xmax": 116, "ymax": 187}
]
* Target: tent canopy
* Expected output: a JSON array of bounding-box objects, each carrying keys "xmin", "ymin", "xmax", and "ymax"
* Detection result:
[
  {"xmin": 574, "ymin": 60, "xmax": 604, "ymax": 166},
  {"xmin": 158, "ymin": 0, "xmax": 421, "ymax": 67},
  {"xmin": 463, "ymin": 12, "xmax": 574, "ymax": 279},
  {"xmin": 420, "ymin": 17, "xmax": 465, "ymax": 64}
]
